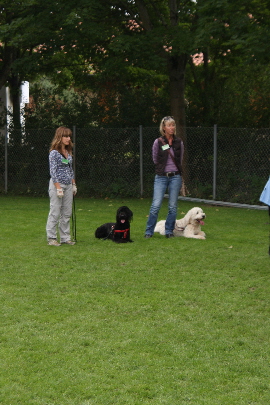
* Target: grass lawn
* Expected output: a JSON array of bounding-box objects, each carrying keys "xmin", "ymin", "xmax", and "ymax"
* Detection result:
[{"xmin": 0, "ymin": 195, "xmax": 269, "ymax": 405}]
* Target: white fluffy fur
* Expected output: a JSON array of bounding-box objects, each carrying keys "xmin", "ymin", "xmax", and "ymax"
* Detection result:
[{"xmin": 154, "ymin": 207, "xmax": 206, "ymax": 239}]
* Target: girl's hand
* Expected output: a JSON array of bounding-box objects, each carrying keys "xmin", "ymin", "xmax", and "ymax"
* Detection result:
[
  {"xmin": 72, "ymin": 184, "xmax": 77, "ymax": 195},
  {"xmin": 57, "ymin": 188, "xmax": 64, "ymax": 198}
]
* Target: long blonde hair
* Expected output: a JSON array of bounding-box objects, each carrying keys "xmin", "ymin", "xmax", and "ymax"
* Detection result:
[{"xmin": 49, "ymin": 126, "xmax": 73, "ymax": 155}]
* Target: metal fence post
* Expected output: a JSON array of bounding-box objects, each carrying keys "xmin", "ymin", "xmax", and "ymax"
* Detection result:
[
  {"xmin": 139, "ymin": 125, "xmax": 143, "ymax": 197},
  {"xmin": 5, "ymin": 127, "xmax": 8, "ymax": 193},
  {"xmin": 213, "ymin": 124, "xmax": 217, "ymax": 200},
  {"xmin": 73, "ymin": 125, "xmax": 76, "ymax": 181}
]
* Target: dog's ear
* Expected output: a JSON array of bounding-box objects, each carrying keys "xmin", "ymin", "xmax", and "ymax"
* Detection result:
[
  {"xmin": 184, "ymin": 215, "xmax": 191, "ymax": 226},
  {"xmin": 183, "ymin": 209, "xmax": 193, "ymax": 226},
  {"xmin": 116, "ymin": 207, "xmax": 121, "ymax": 221}
]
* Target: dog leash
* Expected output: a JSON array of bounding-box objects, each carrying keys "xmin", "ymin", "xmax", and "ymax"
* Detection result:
[
  {"xmin": 175, "ymin": 224, "xmax": 185, "ymax": 231},
  {"xmin": 103, "ymin": 225, "xmax": 115, "ymax": 240},
  {"xmin": 71, "ymin": 195, "xmax": 77, "ymax": 242}
]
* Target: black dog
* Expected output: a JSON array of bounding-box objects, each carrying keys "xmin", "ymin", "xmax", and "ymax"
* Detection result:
[{"xmin": 95, "ymin": 206, "xmax": 133, "ymax": 243}]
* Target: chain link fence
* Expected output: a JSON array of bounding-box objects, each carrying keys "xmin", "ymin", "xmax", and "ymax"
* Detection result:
[{"xmin": 0, "ymin": 126, "xmax": 269, "ymax": 205}]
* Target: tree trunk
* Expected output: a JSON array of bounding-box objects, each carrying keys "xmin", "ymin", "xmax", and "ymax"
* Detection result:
[
  {"xmin": 8, "ymin": 74, "xmax": 22, "ymax": 147},
  {"xmin": 167, "ymin": 54, "xmax": 189, "ymax": 194},
  {"xmin": 167, "ymin": 54, "xmax": 188, "ymax": 140},
  {"xmin": 0, "ymin": 45, "xmax": 17, "ymax": 89}
]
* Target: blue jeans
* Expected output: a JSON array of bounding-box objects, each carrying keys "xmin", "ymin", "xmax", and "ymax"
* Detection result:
[{"xmin": 145, "ymin": 174, "xmax": 182, "ymax": 236}]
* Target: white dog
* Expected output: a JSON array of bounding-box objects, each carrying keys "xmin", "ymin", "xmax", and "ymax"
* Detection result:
[{"xmin": 154, "ymin": 207, "xmax": 206, "ymax": 239}]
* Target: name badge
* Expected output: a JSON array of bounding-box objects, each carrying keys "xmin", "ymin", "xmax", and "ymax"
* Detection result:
[
  {"xmin": 162, "ymin": 144, "xmax": 170, "ymax": 151},
  {"xmin": 62, "ymin": 158, "xmax": 69, "ymax": 164}
]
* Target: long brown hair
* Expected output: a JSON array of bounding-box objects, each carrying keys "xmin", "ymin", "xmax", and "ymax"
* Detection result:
[{"xmin": 49, "ymin": 126, "xmax": 73, "ymax": 155}]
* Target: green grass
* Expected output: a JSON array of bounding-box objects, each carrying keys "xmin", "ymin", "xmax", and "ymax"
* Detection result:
[{"xmin": 0, "ymin": 195, "xmax": 269, "ymax": 405}]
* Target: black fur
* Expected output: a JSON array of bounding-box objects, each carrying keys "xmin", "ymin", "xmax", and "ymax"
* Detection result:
[{"xmin": 95, "ymin": 206, "xmax": 133, "ymax": 243}]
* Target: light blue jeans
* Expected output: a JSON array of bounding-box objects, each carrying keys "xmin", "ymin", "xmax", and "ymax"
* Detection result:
[{"xmin": 145, "ymin": 174, "xmax": 182, "ymax": 236}]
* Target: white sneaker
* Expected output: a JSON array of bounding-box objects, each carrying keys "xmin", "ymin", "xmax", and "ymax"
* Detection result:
[
  {"xmin": 61, "ymin": 240, "xmax": 76, "ymax": 245},
  {"xmin": 48, "ymin": 239, "xmax": 61, "ymax": 246}
]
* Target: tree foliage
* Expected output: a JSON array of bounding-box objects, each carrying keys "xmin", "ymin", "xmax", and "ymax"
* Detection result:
[
  {"xmin": 24, "ymin": 77, "xmax": 170, "ymax": 129},
  {"xmin": 1, "ymin": 0, "xmax": 270, "ymax": 131},
  {"xmin": 185, "ymin": 0, "xmax": 270, "ymax": 127},
  {"xmin": 59, "ymin": 0, "xmax": 270, "ymax": 132},
  {"xmin": 0, "ymin": 0, "xmax": 72, "ymax": 86}
]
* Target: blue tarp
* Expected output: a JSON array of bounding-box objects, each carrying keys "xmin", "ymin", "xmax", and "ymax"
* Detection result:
[{"xmin": 260, "ymin": 177, "xmax": 270, "ymax": 206}]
